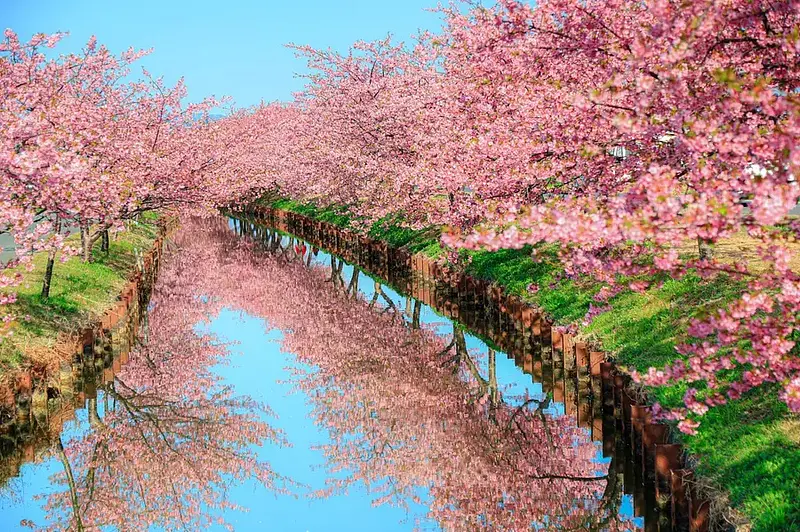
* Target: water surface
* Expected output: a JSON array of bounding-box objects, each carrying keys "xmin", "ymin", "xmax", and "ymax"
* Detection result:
[{"xmin": 0, "ymin": 218, "xmax": 641, "ymax": 531}]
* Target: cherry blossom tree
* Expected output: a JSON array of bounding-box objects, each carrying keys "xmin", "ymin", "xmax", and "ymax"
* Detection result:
[
  {"xmin": 435, "ymin": 0, "xmax": 800, "ymax": 432},
  {"xmin": 222, "ymin": 0, "xmax": 799, "ymax": 431}
]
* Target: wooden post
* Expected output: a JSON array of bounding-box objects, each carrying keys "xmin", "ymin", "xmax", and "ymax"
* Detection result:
[
  {"xmin": 655, "ymin": 443, "xmax": 683, "ymax": 503},
  {"xmin": 563, "ymin": 333, "xmax": 576, "ymax": 373},
  {"xmin": 589, "ymin": 351, "xmax": 604, "ymax": 376},
  {"xmin": 671, "ymin": 469, "xmax": 692, "ymax": 532},
  {"xmin": 642, "ymin": 423, "xmax": 668, "ymax": 477},
  {"xmin": 576, "ymin": 342, "xmax": 590, "ymax": 378}
]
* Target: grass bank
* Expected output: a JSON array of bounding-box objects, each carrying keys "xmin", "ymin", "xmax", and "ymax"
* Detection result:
[
  {"xmin": 0, "ymin": 213, "xmax": 162, "ymax": 374},
  {"xmin": 255, "ymin": 197, "xmax": 799, "ymax": 531}
]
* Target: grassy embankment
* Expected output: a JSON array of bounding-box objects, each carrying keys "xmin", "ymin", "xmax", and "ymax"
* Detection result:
[
  {"xmin": 0, "ymin": 213, "xmax": 162, "ymax": 375},
  {"xmin": 256, "ymin": 197, "xmax": 800, "ymax": 531}
]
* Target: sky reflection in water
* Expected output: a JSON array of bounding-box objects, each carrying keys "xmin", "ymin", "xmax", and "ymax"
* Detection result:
[{"xmin": 208, "ymin": 309, "xmax": 436, "ymax": 531}]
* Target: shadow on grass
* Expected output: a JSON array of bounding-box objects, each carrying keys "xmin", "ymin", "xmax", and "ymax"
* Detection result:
[{"xmin": 687, "ymin": 387, "xmax": 800, "ymax": 532}]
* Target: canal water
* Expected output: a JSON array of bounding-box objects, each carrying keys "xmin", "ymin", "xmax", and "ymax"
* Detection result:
[{"xmin": 0, "ymin": 217, "xmax": 642, "ymax": 531}]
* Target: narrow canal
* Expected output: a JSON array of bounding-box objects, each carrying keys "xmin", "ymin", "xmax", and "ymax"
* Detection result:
[{"xmin": 0, "ymin": 216, "xmax": 644, "ymax": 531}]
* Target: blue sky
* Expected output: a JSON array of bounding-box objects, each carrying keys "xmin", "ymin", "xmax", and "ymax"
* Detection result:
[{"xmin": 2, "ymin": 0, "xmax": 444, "ymax": 107}]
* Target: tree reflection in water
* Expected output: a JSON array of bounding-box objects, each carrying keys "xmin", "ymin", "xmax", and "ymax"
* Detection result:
[
  {"xmin": 208, "ymin": 218, "xmax": 637, "ymax": 531},
  {"xmin": 40, "ymin": 221, "xmax": 285, "ymax": 531},
  {"xmin": 32, "ymin": 217, "xmax": 637, "ymax": 531}
]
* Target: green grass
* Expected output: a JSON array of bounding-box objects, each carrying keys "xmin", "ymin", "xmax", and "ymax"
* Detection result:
[
  {"xmin": 258, "ymin": 198, "xmax": 445, "ymax": 255},
  {"xmin": 258, "ymin": 197, "xmax": 799, "ymax": 531},
  {"xmin": 267, "ymin": 198, "xmax": 352, "ymax": 228},
  {"xmin": 689, "ymin": 389, "xmax": 800, "ymax": 530},
  {"xmin": 0, "ymin": 215, "xmax": 161, "ymax": 371}
]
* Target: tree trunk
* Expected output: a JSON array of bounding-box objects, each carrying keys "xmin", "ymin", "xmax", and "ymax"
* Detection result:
[
  {"xmin": 41, "ymin": 217, "xmax": 62, "ymax": 300},
  {"xmin": 412, "ymin": 300, "xmax": 421, "ymax": 329},
  {"xmin": 56, "ymin": 437, "xmax": 85, "ymax": 532},
  {"xmin": 87, "ymin": 397, "xmax": 104, "ymax": 429},
  {"xmin": 101, "ymin": 229, "xmax": 109, "ymax": 253},
  {"xmin": 488, "ymin": 349, "xmax": 499, "ymax": 412},
  {"xmin": 336, "ymin": 258, "xmax": 344, "ymax": 284},
  {"xmin": 329, "ymin": 256, "xmax": 339, "ymax": 285},
  {"xmin": 457, "ymin": 326, "xmax": 486, "ymax": 383},
  {"xmin": 698, "ymin": 237, "xmax": 714, "ymax": 260},
  {"xmin": 41, "ymin": 250, "xmax": 57, "ymax": 300},
  {"xmin": 454, "ymin": 326, "xmax": 467, "ymax": 367},
  {"xmin": 80, "ymin": 221, "xmax": 92, "ymax": 263},
  {"xmin": 347, "ymin": 268, "xmax": 360, "ymax": 297}
]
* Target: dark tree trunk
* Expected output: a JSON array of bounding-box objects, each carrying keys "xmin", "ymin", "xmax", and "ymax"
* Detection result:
[
  {"xmin": 336, "ymin": 259, "xmax": 344, "ymax": 285},
  {"xmin": 454, "ymin": 326, "xmax": 467, "ymax": 366},
  {"xmin": 101, "ymin": 229, "xmax": 109, "ymax": 253},
  {"xmin": 698, "ymin": 237, "xmax": 714, "ymax": 260},
  {"xmin": 80, "ymin": 221, "xmax": 92, "ymax": 263},
  {"xmin": 347, "ymin": 268, "xmax": 360, "ymax": 297},
  {"xmin": 41, "ymin": 251, "xmax": 56, "ymax": 300},
  {"xmin": 412, "ymin": 300, "xmax": 421, "ymax": 329},
  {"xmin": 41, "ymin": 217, "xmax": 61, "ymax": 300},
  {"xmin": 329, "ymin": 256, "xmax": 339, "ymax": 285}
]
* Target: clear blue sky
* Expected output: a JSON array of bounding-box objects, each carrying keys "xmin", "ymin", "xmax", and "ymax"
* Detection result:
[{"xmin": 2, "ymin": 0, "xmax": 445, "ymax": 107}]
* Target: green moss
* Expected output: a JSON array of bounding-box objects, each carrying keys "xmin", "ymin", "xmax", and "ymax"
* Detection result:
[
  {"xmin": 257, "ymin": 197, "xmax": 799, "ymax": 530},
  {"xmin": 0, "ymin": 217, "xmax": 161, "ymax": 370}
]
